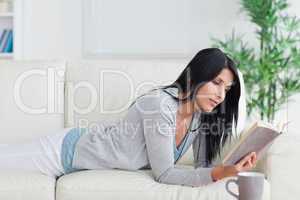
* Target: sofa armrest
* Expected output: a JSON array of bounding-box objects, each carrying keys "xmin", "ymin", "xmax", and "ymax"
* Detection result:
[{"xmin": 262, "ymin": 132, "xmax": 300, "ymax": 200}]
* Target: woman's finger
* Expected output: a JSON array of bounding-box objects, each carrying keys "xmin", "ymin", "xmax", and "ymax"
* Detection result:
[
  {"xmin": 238, "ymin": 158, "xmax": 248, "ymax": 167},
  {"xmin": 253, "ymin": 157, "xmax": 258, "ymax": 167},
  {"xmin": 242, "ymin": 153, "xmax": 257, "ymax": 168},
  {"xmin": 248, "ymin": 152, "xmax": 256, "ymax": 165},
  {"xmin": 245, "ymin": 160, "xmax": 252, "ymax": 168},
  {"xmin": 251, "ymin": 152, "xmax": 257, "ymax": 162},
  {"xmin": 236, "ymin": 152, "xmax": 256, "ymax": 171},
  {"xmin": 240, "ymin": 152, "xmax": 255, "ymax": 165}
]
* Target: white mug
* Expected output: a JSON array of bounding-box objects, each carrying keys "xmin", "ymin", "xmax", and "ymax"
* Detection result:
[{"xmin": 226, "ymin": 172, "xmax": 265, "ymax": 200}]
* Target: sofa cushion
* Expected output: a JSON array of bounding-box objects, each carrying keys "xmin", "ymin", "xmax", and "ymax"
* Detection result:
[
  {"xmin": 0, "ymin": 60, "xmax": 65, "ymax": 143},
  {"xmin": 0, "ymin": 170, "xmax": 56, "ymax": 200},
  {"xmin": 64, "ymin": 60, "xmax": 187, "ymax": 128},
  {"xmin": 56, "ymin": 168, "xmax": 270, "ymax": 200}
]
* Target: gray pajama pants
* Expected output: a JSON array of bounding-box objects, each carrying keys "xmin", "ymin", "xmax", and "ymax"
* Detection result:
[{"xmin": 0, "ymin": 128, "xmax": 72, "ymax": 178}]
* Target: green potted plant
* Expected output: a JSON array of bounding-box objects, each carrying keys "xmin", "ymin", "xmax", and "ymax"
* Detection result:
[{"xmin": 213, "ymin": 0, "xmax": 300, "ymax": 122}]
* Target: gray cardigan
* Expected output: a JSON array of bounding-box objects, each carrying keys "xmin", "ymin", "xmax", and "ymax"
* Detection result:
[{"xmin": 72, "ymin": 87, "xmax": 214, "ymax": 187}]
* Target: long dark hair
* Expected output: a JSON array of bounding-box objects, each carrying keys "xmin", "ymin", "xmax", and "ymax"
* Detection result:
[
  {"xmin": 161, "ymin": 48, "xmax": 241, "ymax": 163},
  {"xmin": 127, "ymin": 48, "xmax": 241, "ymax": 163}
]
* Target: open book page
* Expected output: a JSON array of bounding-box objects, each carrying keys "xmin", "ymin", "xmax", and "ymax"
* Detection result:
[{"xmin": 222, "ymin": 121, "xmax": 286, "ymax": 166}]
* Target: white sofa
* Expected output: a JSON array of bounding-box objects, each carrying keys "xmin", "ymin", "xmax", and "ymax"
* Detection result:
[{"xmin": 0, "ymin": 60, "xmax": 298, "ymax": 200}]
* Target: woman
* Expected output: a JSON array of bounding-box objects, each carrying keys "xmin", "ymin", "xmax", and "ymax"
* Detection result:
[{"xmin": 0, "ymin": 48, "xmax": 257, "ymax": 187}]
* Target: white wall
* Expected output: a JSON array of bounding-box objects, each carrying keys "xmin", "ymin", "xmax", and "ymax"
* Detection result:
[
  {"xmin": 19, "ymin": 0, "xmax": 300, "ymax": 60},
  {"xmin": 16, "ymin": 0, "xmax": 82, "ymax": 60},
  {"xmin": 61, "ymin": 0, "xmax": 82, "ymax": 60},
  {"xmin": 20, "ymin": 0, "xmax": 65, "ymax": 59},
  {"xmin": 19, "ymin": 0, "xmax": 256, "ymax": 60}
]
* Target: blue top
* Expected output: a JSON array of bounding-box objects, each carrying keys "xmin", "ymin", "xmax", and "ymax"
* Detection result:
[
  {"xmin": 174, "ymin": 132, "xmax": 191, "ymax": 163},
  {"xmin": 61, "ymin": 127, "xmax": 87, "ymax": 174}
]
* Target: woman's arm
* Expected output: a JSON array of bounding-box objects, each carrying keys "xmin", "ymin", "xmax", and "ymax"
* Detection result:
[{"xmin": 136, "ymin": 94, "xmax": 214, "ymax": 187}]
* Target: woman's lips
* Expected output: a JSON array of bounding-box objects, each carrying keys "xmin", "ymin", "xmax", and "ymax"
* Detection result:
[{"xmin": 209, "ymin": 99, "xmax": 218, "ymax": 107}]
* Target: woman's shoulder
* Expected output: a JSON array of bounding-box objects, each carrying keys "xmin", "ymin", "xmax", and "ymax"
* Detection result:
[
  {"xmin": 138, "ymin": 86, "xmax": 178, "ymax": 101},
  {"xmin": 136, "ymin": 87, "xmax": 177, "ymax": 105},
  {"xmin": 131, "ymin": 87, "xmax": 178, "ymax": 116}
]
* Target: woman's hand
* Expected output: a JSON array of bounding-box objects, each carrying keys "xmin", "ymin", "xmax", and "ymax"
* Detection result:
[
  {"xmin": 211, "ymin": 152, "xmax": 257, "ymax": 181},
  {"xmin": 235, "ymin": 151, "xmax": 257, "ymax": 172}
]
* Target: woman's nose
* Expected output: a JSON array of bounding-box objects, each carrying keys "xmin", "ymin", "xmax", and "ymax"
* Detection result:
[{"xmin": 216, "ymin": 87, "xmax": 226, "ymax": 102}]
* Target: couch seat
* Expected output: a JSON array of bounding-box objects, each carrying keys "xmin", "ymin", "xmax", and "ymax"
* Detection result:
[
  {"xmin": 56, "ymin": 167, "xmax": 270, "ymax": 200},
  {"xmin": 0, "ymin": 170, "xmax": 56, "ymax": 200}
]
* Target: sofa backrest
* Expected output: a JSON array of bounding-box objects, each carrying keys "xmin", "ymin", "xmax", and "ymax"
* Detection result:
[
  {"xmin": 0, "ymin": 60, "xmax": 65, "ymax": 144},
  {"xmin": 65, "ymin": 59, "xmax": 189, "ymax": 128}
]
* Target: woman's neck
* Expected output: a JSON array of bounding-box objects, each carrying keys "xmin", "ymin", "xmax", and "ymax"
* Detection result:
[
  {"xmin": 178, "ymin": 100, "xmax": 194, "ymax": 118},
  {"xmin": 178, "ymin": 91, "xmax": 201, "ymax": 118}
]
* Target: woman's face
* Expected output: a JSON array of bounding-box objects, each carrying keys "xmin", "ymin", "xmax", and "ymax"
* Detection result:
[{"xmin": 193, "ymin": 68, "xmax": 234, "ymax": 112}]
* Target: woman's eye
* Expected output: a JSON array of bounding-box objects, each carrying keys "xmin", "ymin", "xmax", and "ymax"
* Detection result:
[{"xmin": 213, "ymin": 80, "xmax": 220, "ymax": 85}]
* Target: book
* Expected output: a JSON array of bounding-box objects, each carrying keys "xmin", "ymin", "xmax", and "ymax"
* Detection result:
[
  {"xmin": 2, "ymin": 29, "xmax": 12, "ymax": 53},
  {"xmin": 3, "ymin": 29, "xmax": 13, "ymax": 53},
  {"xmin": 0, "ymin": 29, "xmax": 7, "ymax": 52},
  {"xmin": 0, "ymin": 29, "xmax": 10, "ymax": 52},
  {"xmin": 222, "ymin": 120, "xmax": 288, "ymax": 166}
]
